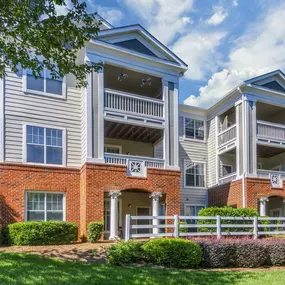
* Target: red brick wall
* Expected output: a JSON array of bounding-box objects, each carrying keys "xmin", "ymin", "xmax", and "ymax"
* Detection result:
[
  {"xmin": 208, "ymin": 179, "xmax": 243, "ymax": 208},
  {"xmin": 0, "ymin": 162, "xmax": 181, "ymax": 239}
]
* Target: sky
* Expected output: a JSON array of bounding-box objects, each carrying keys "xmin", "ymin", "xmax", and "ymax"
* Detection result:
[{"xmin": 59, "ymin": 0, "xmax": 285, "ymax": 109}]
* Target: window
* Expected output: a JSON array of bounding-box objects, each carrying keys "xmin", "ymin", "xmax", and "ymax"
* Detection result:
[
  {"xmin": 25, "ymin": 67, "xmax": 66, "ymax": 97},
  {"xmin": 26, "ymin": 192, "xmax": 65, "ymax": 221},
  {"xmin": 185, "ymin": 118, "xmax": 204, "ymax": 140},
  {"xmin": 222, "ymin": 164, "xmax": 233, "ymax": 177},
  {"xmin": 26, "ymin": 125, "xmax": 65, "ymax": 165},
  {"xmin": 104, "ymin": 145, "xmax": 122, "ymax": 154},
  {"xmin": 184, "ymin": 204, "xmax": 205, "ymax": 224},
  {"xmin": 184, "ymin": 160, "xmax": 205, "ymax": 188}
]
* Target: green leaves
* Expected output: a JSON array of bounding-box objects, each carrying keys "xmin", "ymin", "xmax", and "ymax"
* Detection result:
[{"xmin": 0, "ymin": 0, "xmax": 102, "ymax": 87}]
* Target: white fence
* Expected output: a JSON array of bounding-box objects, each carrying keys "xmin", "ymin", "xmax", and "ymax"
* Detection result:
[
  {"xmin": 125, "ymin": 215, "xmax": 285, "ymax": 241},
  {"xmin": 104, "ymin": 88, "xmax": 164, "ymax": 118}
]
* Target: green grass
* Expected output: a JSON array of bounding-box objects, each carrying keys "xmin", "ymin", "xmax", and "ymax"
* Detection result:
[{"xmin": 0, "ymin": 253, "xmax": 285, "ymax": 285}]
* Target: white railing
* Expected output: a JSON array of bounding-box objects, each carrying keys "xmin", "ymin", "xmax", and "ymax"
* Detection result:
[
  {"xmin": 219, "ymin": 172, "xmax": 237, "ymax": 184},
  {"xmin": 125, "ymin": 215, "xmax": 285, "ymax": 240},
  {"xmin": 104, "ymin": 153, "xmax": 165, "ymax": 177},
  {"xmin": 257, "ymin": 120, "xmax": 285, "ymax": 141},
  {"xmin": 257, "ymin": 169, "xmax": 285, "ymax": 179},
  {"xmin": 104, "ymin": 88, "xmax": 164, "ymax": 118},
  {"xmin": 218, "ymin": 124, "xmax": 236, "ymax": 146}
]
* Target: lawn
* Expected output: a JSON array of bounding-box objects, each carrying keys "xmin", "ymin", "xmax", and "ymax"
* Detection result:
[{"xmin": 0, "ymin": 253, "xmax": 285, "ymax": 285}]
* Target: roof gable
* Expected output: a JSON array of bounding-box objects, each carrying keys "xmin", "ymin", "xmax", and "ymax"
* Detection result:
[
  {"xmin": 261, "ymin": 81, "xmax": 285, "ymax": 93},
  {"xmin": 95, "ymin": 25, "xmax": 187, "ymax": 68}
]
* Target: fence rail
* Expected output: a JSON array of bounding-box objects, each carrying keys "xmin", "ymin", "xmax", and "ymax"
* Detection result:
[{"xmin": 125, "ymin": 215, "xmax": 285, "ymax": 240}]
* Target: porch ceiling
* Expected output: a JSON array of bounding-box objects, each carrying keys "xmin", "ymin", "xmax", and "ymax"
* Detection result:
[
  {"xmin": 104, "ymin": 121, "xmax": 163, "ymax": 143},
  {"xmin": 257, "ymin": 144, "xmax": 285, "ymax": 158}
]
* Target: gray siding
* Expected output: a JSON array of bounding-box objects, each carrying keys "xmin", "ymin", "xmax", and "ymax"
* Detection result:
[
  {"xmin": 5, "ymin": 70, "xmax": 82, "ymax": 167},
  {"xmin": 179, "ymin": 116, "xmax": 208, "ymax": 214},
  {"xmin": 207, "ymin": 117, "xmax": 217, "ymax": 187}
]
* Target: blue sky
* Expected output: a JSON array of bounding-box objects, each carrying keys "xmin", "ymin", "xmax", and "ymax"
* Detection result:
[{"xmin": 75, "ymin": 0, "xmax": 285, "ymax": 108}]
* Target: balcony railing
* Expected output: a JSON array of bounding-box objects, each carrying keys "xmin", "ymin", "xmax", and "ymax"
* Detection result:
[
  {"xmin": 257, "ymin": 120, "xmax": 285, "ymax": 141},
  {"xmin": 218, "ymin": 124, "xmax": 236, "ymax": 146},
  {"xmin": 218, "ymin": 172, "xmax": 237, "ymax": 184},
  {"xmin": 257, "ymin": 169, "xmax": 285, "ymax": 179},
  {"xmin": 104, "ymin": 88, "xmax": 164, "ymax": 118},
  {"xmin": 104, "ymin": 153, "xmax": 165, "ymax": 177}
]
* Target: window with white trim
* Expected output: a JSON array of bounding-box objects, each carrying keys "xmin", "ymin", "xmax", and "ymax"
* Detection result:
[
  {"xmin": 184, "ymin": 160, "xmax": 205, "ymax": 188},
  {"xmin": 25, "ymin": 67, "xmax": 65, "ymax": 97},
  {"xmin": 104, "ymin": 145, "xmax": 122, "ymax": 154},
  {"xmin": 26, "ymin": 125, "xmax": 64, "ymax": 165},
  {"xmin": 185, "ymin": 118, "xmax": 204, "ymax": 140},
  {"xmin": 26, "ymin": 192, "xmax": 65, "ymax": 221},
  {"xmin": 222, "ymin": 164, "xmax": 233, "ymax": 177}
]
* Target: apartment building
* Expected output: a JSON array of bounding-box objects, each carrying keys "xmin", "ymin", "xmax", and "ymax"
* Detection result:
[
  {"xmin": 1, "ymin": 15, "xmax": 285, "ymax": 240},
  {"xmin": 180, "ymin": 70, "xmax": 285, "ymax": 218}
]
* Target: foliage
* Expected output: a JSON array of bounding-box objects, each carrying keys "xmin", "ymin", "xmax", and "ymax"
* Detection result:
[
  {"xmin": 87, "ymin": 221, "xmax": 104, "ymax": 243},
  {"xmin": 178, "ymin": 221, "xmax": 188, "ymax": 233},
  {"xmin": 198, "ymin": 207, "xmax": 260, "ymax": 232},
  {"xmin": 142, "ymin": 238, "xmax": 202, "ymax": 268},
  {"xmin": 3, "ymin": 221, "xmax": 78, "ymax": 245},
  {"xmin": 107, "ymin": 240, "xmax": 144, "ymax": 265},
  {"xmin": 196, "ymin": 238, "xmax": 285, "ymax": 268},
  {"xmin": 0, "ymin": 0, "xmax": 103, "ymax": 87}
]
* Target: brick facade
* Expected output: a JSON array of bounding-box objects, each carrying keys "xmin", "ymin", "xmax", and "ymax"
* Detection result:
[
  {"xmin": 208, "ymin": 177, "xmax": 285, "ymax": 210},
  {"xmin": 0, "ymin": 162, "xmax": 181, "ymax": 239}
]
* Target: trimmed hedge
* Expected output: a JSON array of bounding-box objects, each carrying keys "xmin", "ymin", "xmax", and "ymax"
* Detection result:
[
  {"xmin": 107, "ymin": 240, "xmax": 144, "ymax": 265},
  {"xmin": 3, "ymin": 221, "xmax": 78, "ymax": 246},
  {"xmin": 198, "ymin": 207, "xmax": 261, "ymax": 232},
  {"xmin": 143, "ymin": 238, "xmax": 202, "ymax": 268},
  {"xmin": 88, "ymin": 221, "xmax": 104, "ymax": 243}
]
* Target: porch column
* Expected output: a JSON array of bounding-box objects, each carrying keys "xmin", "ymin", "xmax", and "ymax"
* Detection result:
[
  {"xmin": 109, "ymin": 191, "xmax": 121, "ymax": 240},
  {"xmin": 150, "ymin": 192, "xmax": 162, "ymax": 235},
  {"xmin": 162, "ymin": 80, "xmax": 170, "ymax": 168},
  {"xmin": 259, "ymin": 197, "xmax": 269, "ymax": 216}
]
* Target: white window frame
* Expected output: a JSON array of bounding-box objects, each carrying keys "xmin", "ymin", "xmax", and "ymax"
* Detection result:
[
  {"xmin": 104, "ymin": 144, "xmax": 122, "ymax": 154},
  {"xmin": 221, "ymin": 164, "xmax": 233, "ymax": 177},
  {"xmin": 184, "ymin": 160, "xmax": 206, "ymax": 189},
  {"xmin": 23, "ymin": 68, "xmax": 67, "ymax": 99},
  {"xmin": 184, "ymin": 204, "xmax": 206, "ymax": 216},
  {"xmin": 24, "ymin": 191, "xmax": 66, "ymax": 222},
  {"xmin": 183, "ymin": 117, "xmax": 206, "ymax": 143},
  {"xmin": 23, "ymin": 123, "xmax": 67, "ymax": 167}
]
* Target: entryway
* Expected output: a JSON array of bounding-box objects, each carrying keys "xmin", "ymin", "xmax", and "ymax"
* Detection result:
[{"xmin": 136, "ymin": 206, "xmax": 151, "ymax": 234}]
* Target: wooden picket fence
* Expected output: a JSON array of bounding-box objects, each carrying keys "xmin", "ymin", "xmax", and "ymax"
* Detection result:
[{"xmin": 125, "ymin": 215, "xmax": 285, "ymax": 241}]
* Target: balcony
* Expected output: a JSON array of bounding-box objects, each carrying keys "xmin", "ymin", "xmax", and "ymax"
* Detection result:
[
  {"xmin": 217, "ymin": 124, "xmax": 237, "ymax": 153},
  {"xmin": 257, "ymin": 120, "xmax": 285, "ymax": 146},
  {"xmin": 104, "ymin": 153, "xmax": 165, "ymax": 177}
]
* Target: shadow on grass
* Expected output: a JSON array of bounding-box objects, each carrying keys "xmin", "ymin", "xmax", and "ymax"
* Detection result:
[{"xmin": 0, "ymin": 253, "xmax": 283, "ymax": 285}]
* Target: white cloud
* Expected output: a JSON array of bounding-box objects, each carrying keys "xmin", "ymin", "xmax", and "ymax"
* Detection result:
[
  {"xmin": 206, "ymin": 5, "xmax": 228, "ymax": 26},
  {"xmin": 233, "ymin": 0, "xmax": 239, "ymax": 7},
  {"xmin": 121, "ymin": 0, "xmax": 194, "ymax": 45},
  {"xmin": 97, "ymin": 6, "xmax": 124, "ymax": 26},
  {"xmin": 185, "ymin": 4, "xmax": 285, "ymax": 108},
  {"xmin": 54, "ymin": 0, "xmax": 73, "ymax": 16},
  {"xmin": 172, "ymin": 31, "xmax": 226, "ymax": 80},
  {"xmin": 182, "ymin": 17, "xmax": 193, "ymax": 24}
]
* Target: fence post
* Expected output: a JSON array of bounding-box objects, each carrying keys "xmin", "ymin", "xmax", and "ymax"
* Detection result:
[
  {"xmin": 174, "ymin": 215, "xmax": 179, "ymax": 238},
  {"xmin": 125, "ymin": 214, "xmax": 131, "ymax": 241},
  {"xmin": 253, "ymin": 216, "xmax": 258, "ymax": 240},
  {"xmin": 216, "ymin": 215, "xmax": 221, "ymax": 239}
]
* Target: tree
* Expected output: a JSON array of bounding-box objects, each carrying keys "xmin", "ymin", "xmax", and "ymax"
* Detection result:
[{"xmin": 0, "ymin": 0, "xmax": 102, "ymax": 87}]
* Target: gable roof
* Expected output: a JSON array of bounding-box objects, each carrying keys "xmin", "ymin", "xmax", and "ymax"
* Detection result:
[
  {"xmin": 244, "ymin": 69, "xmax": 285, "ymax": 85},
  {"xmin": 95, "ymin": 24, "xmax": 187, "ymax": 69}
]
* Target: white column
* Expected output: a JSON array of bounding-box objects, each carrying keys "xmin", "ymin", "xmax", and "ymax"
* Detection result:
[
  {"xmin": 86, "ymin": 71, "xmax": 93, "ymax": 160},
  {"xmin": 109, "ymin": 191, "xmax": 121, "ymax": 240},
  {"xmin": 172, "ymin": 83, "xmax": 179, "ymax": 169},
  {"xmin": 252, "ymin": 101, "xmax": 257, "ymax": 175},
  {"xmin": 150, "ymin": 192, "xmax": 162, "ymax": 235},
  {"xmin": 259, "ymin": 197, "xmax": 269, "ymax": 216},
  {"xmin": 162, "ymin": 80, "xmax": 169, "ymax": 167},
  {"xmin": 0, "ymin": 76, "xmax": 4, "ymax": 162},
  {"xmin": 242, "ymin": 97, "xmax": 250, "ymax": 174},
  {"xmin": 235, "ymin": 102, "xmax": 240, "ymax": 177}
]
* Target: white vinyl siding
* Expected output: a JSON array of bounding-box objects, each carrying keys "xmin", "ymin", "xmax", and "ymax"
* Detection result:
[{"xmin": 5, "ymin": 69, "xmax": 82, "ymax": 167}]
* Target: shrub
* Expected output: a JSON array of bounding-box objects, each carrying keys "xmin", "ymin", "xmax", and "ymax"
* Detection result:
[
  {"xmin": 143, "ymin": 238, "xmax": 202, "ymax": 268},
  {"xmin": 3, "ymin": 221, "xmax": 78, "ymax": 246},
  {"xmin": 263, "ymin": 239, "xmax": 285, "ymax": 266},
  {"xmin": 198, "ymin": 207, "xmax": 260, "ymax": 233},
  {"xmin": 178, "ymin": 221, "xmax": 188, "ymax": 234},
  {"xmin": 107, "ymin": 240, "xmax": 144, "ymax": 265},
  {"xmin": 88, "ymin": 221, "xmax": 104, "ymax": 243}
]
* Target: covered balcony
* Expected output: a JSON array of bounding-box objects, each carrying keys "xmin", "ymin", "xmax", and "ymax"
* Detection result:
[
  {"xmin": 104, "ymin": 64, "xmax": 164, "ymax": 124},
  {"xmin": 217, "ymin": 106, "xmax": 237, "ymax": 153},
  {"xmin": 104, "ymin": 120, "xmax": 165, "ymax": 177},
  {"xmin": 218, "ymin": 148, "xmax": 237, "ymax": 184},
  {"xmin": 256, "ymin": 102, "xmax": 285, "ymax": 146}
]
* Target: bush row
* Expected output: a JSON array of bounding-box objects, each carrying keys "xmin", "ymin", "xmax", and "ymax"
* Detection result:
[
  {"xmin": 2, "ymin": 220, "xmax": 104, "ymax": 246},
  {"xmin": 108, "ymin": 237, "xmax": 285, "ymax": 268},
  {"xmin": 108, "ymin": 238, "xmax": 202, "ymax": 268}
]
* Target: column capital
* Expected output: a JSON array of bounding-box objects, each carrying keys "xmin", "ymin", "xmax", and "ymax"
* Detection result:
[
  {"xmin": 109, "ymin": 191, "xmax": 121, "ymax": 199},
  {"xmin": 149, "ymin": 192, "xmax": 163, "ymax": 201},
  {"xmin": 259, "ymin": 197, "xmax": 269, "ymax": 203}
]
